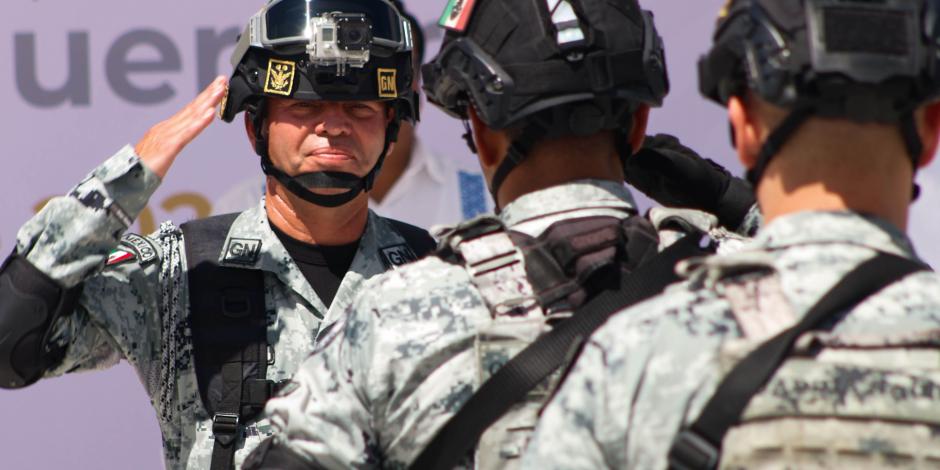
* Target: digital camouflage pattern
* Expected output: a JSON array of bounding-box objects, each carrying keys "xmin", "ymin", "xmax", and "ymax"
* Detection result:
[
  {"xmin": 255, "ymin": 180, "xmax": 751, "ymax": 469},
  {"xmin": 521, "ymin": 211, "xmax": 940, "ymax": 469},
  {"xmin": 15, "ymin": 146, "xmax": 423, "ymax": 469}
]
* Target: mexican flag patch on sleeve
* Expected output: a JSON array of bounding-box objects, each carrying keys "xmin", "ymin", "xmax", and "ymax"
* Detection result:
[
  {"xmin": 106, "ymin": 248, "xmax": 136, "ymax": 266},
  {"xmin": 439, "ymin": 0, "xmax": 478, "ymax": 32}
]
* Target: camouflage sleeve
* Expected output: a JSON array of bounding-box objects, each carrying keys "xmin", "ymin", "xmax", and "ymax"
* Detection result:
[
  {"xmin": 735, "ymin": 204, "xmax": 763, "ymax": 237},
  {"xmin": 262, "ymin": 305, "xmax": 380, "ymax": 469},
  {"xmin": 520, "ymin": 338, "xmax": 617, "ymax": 470},
  {"xmin": 14, "ymin": 145, "xmax": 163, "ymax": 376}
]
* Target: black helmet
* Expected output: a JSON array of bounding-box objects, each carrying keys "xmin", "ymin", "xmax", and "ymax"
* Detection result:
[
  {"xmin": 221, "ymin": 0, "xmax": 419, "ymax": 207},
  {"xmin": 422, "ymin": 0, "xmax": 669, "ymax": 204},
  {"xmin": 700, "ymin": 0, "xmax": 940, "ymax": 185}
]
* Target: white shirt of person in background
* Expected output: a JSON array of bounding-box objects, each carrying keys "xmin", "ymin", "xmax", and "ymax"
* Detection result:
[{"xmin": 213, "ymin": 139, "xmax": 494, "ymax": 231}]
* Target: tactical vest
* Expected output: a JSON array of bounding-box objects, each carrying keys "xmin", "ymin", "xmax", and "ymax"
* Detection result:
[
  {"xmin": 181, "ymin": 213, "xmax": 435, "ymax": 470},
  {"xmin": 722, "ymin": 276, "xmax": 940, "ymax": 469},
  {"xmin": 667, "ymin": 252, "xmax": 934, "ymax": 470},
  {"xmin": 413, "ymin": 211, "xmax": 711, "ymax": 469}
]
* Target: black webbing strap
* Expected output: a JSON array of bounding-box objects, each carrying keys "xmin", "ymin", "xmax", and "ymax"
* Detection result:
[
  {"xmin": 410, "ymin": 235, "xmax": 708, "ymax": 470},
  {"xmin": 488, "ymin": 122, "xmax": 546, "ymax": 208},
  {"xmin": 668, "ymin": 252, "xmax": 929, "ymax": 470},
  {"xmin": 182, "ymin": 213, "xmax": 268, "ymax": 470},
  {"xmin": 746, "ymin": 106, "xmax": 814, "ymax": 185}
]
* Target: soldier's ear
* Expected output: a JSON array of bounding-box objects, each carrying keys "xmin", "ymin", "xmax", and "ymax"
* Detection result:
[
  {"xmin": 627, "ymin": 105, "xmax": 650, "ymax": 155},
  {"xmin": 728, "ymin": 95, "xmax": 761, "ymax": 171},
  {"xmin": 245, "ymin": 112, "xmax": 258, "ymax": 150},
  {"xmin": 916, "ymin": 101, "xmax": 940, "ymax": 168},
  {"xmin": 468, "ymin": 107, "xmax": 503, "ymax": 168}
]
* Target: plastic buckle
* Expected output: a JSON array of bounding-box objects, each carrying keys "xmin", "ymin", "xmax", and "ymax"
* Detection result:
[
  {"xmin": 668, "ymin": 430, "xmax": 720, "ymax": 470},
  {"xmin": 212, "ymin": 413, "xmax": 240, "ymax": 436}
]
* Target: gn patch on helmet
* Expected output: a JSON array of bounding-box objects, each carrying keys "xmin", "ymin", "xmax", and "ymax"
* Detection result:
[
  {"xmin": 264, "ymin": 59, "xmax": 296, "ymax": 96},
  {"xmin": 378, "ymin": 68, "xmax": 398, "ymax": 98}
]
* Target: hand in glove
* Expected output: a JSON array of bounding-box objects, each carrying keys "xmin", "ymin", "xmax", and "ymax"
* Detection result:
[{"xmin": 624, "ymin": 133, "xmax": 756, "ymax": 230}]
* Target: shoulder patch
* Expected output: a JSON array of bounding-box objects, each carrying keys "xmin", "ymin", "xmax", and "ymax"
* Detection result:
[
  {"xmin": 120, "ymin": 233, "xmax": 158, "ymax": 265},
  {"xmin": 380, "ymin": 243, "xmax": 418, "ymax": 269},
  {"xmin": 106, "ymin": 248, "xmax": 136, "ymax": 266},
  {"xmin": 223, "ymin": 238, "xmax": 262, "ymax": 265}
]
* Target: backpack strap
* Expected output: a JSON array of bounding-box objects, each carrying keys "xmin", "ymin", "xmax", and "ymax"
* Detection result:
[
  {"xmin": 181, "ymin": 213, "xmax": 272, "ymax": 470},
  {"xmin": 410, "ymin": 216, "xmax": 710, "ymax": 470},
  {"xmin": 668, "ymin": 252, "xmax": 930, "ymax": 470}
]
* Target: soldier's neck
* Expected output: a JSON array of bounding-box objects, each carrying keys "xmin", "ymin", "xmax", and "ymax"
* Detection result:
[
  {"xmin": 265, "ymin": 178, "xmax": 369, "ymax": 246},
  {"xmin": 756, "ymin": 154, "xmax": 912, "ymax": 232}
]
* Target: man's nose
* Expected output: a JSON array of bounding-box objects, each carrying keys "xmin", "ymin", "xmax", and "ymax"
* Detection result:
[{"xmin": 314, "ymin": 104, "xmax": 352, "ymax": 137}]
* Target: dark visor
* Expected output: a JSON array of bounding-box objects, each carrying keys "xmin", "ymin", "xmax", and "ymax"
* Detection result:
[{"xmin": 265, "ymin": 0, "xmax": 403, "ymax": 43}]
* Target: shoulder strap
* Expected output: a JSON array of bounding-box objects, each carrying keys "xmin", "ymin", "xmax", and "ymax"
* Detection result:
[
  {"xmin": 182, "ymin": 213, "xmax": 270, "ymax": 470},
  {"xmin": 668, "ymin": 252, "xmax": 930, "ymax": 470},
  {"xmin": 409, "ymin": 234, "xmax": 708, "ymax": 470},
  {"xmin": 388, "ymin": 219, "xmax": 437, "ymax": 259}
]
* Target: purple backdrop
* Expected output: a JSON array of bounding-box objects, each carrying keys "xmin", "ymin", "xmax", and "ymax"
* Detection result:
[{"xmin": 2, "ymin": 0, "xmax": 938, "ymax": 467}]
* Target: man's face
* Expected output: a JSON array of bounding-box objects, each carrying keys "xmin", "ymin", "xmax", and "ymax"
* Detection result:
[{"xmin": 263, "ymin": 97, "xmax": 390, "ymax": 180}]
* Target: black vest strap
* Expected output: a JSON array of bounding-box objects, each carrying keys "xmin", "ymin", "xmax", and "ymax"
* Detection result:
[
  {"xmin": 668, "ymin": 252, "xmax": 929, "ymax": 470},
  {"xmin": 409, "ymin": 231, "xmax": 709, "ymax": 470},
  {"xmin": 182, "ymin": 213, "xmax": 269, "ymax": 470},
  {"xmin": 182, "ymin": 213, "xmax": 434, "ymax": 470}
]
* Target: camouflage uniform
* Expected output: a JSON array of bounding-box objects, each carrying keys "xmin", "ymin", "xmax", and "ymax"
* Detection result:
[
  {"xmin": 256, "ymin": 180, "xmax": 747, "ymax": 469},
  {"xmin": 521, "ymin": 210, "xmax": 940, "ymax": 469},
  {"xmin": 16, "ymin": 145, "xmax": 424, "ymax": 469}
]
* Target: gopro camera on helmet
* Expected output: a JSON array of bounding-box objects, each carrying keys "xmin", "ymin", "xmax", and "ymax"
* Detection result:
[
  {"xmin": 219, "ymin": 0, "xmax": 418, "ymax": 208},
  {"xmin": 308, "ymin": 12, "xmax": 374, "ymax": 75}
]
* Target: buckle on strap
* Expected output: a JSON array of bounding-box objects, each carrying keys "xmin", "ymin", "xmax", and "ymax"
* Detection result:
[
  {"xmin": 668, "ymin": 429, "xmax": 720, "ymax": 470},
  {"xmin": 212, "ymin": 413, "xmax": 240, "ymax": 436}
]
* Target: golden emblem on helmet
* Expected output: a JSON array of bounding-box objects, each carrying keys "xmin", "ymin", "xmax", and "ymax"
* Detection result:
[
  {"xmin": 718, "ymin": 0, "xmax": 735, "ymax": 19},
  {"xmin": 264, "ymin": 59, "xmax": 296, "ymax": 96},
  {"xmin": 377, "ymin": 68, "xmax": 398, "ymax": 98}
]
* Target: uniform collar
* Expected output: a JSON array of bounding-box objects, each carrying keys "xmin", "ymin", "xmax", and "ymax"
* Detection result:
[
  {"xmin": 499, "ymin": 179, "xmax": 637, "ymax": 235},
  {"xmin": 753, "ymin": 210, "xmax": 919, "ymax": 260},
  {"xmin": 216, "ymin": 200, "xmax": 415, "ymax": 319}
]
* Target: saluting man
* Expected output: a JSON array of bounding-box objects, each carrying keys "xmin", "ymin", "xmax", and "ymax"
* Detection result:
[{"xmin": 0, "ymin": 0, "xmax": 434, "ymax": 468}]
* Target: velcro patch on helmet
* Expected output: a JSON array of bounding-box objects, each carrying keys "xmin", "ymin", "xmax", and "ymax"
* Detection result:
[
  {"xmin": 439, "ymin": 0, "xmax": 478, "ymax": 32},
  {"xmin": 264, "ymin": 59, "xmax": 296, "ymax": 96},
  {"xmin": 378, "ymin": 68, "xmax": 398, "ymax": 98},
  {"xmin": 822, "ymin": 7, "xmax": 910, "ymax": 56}
]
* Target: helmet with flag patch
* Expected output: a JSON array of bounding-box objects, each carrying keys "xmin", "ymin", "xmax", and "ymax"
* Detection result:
[{"xmin": 422, "ymin": 0, "xmax": 669, "ymax": 204}]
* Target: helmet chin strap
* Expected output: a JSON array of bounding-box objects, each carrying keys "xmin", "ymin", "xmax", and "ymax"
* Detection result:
[{"xmin": 250, "ymin": 102, "xmax": 398, "ymax": 208}]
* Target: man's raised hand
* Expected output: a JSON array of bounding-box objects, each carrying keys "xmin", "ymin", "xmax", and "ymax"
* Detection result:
[{"xmin": 135, "ymin": 76, "xmax": 228, "ymax": 179}]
